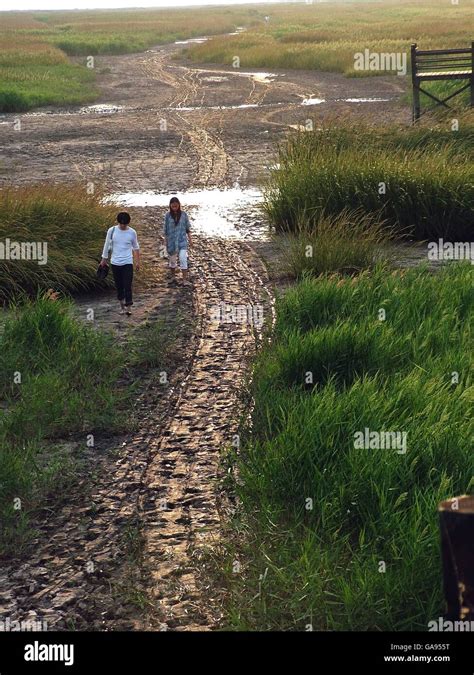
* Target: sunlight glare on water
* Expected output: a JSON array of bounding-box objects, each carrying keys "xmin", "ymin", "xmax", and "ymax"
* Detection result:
[{"xmin": 105, "ymin": 187, "xmax": 268, "ymax": 240}]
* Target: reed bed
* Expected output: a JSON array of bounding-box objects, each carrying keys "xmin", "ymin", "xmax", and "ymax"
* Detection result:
[{"xmin": 223, "ymin": 262, "xmax": 473, "ymax": 630}]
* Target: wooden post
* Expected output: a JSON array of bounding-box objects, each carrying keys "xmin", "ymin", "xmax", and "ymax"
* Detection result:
[
  {"xmin": 471, "ymin": 41, "xmax": 474, "ymax": 108},
  {"xmin": 438, "ymin": 495, "xmax": 474, "ymax": 620},
  {"xmin": 411, "ymin": 43, "xmax": 420, "ymax": 123}
]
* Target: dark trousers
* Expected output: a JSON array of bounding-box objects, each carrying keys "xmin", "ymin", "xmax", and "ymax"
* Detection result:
[{"xmin": 111, "ymin": 264, "xmax": 134, "ymax": 306}]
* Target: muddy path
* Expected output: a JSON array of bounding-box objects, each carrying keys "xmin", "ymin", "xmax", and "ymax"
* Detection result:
[{"xmin": 0, "ymin": 39, "xmax": 410, "ymax": 631}]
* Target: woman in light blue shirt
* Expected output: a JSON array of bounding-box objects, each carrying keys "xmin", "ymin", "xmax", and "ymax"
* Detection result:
[{"xmin": 164, "ymin": 197, "xmax": 193, "ymax": 286}]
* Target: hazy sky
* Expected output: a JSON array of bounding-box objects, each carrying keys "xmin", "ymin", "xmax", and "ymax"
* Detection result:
[{"xmin": 1, "ymin": 0, "xmax": 287, "ymax": 11}]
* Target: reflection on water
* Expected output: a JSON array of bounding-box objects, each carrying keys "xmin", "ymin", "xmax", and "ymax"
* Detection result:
[
  {"xmin": 105, "ymin": 187, "xmax": 269, "ymax": 241},
  {"xmin": 175, "ymin": 38, "xmax": 209, "ymax": 45},
  {"xmin": 302, "ymin": 97, "xmax": 326, "ymax": 106},
  {"xmin": 340, "ymin": 97, "xmax": 393, "ymax": 103},
  {"xmin": 176, "ymin": 28, "xmax": 245, "ymax": 43},
  {"xmin": 171, "ymin": 103, "xmax": 260, "ymax": 111},
  {"xmin": 300, "ymin": 95, "xmax": 395, "ymax": 106},
  {"xmin": 16, "ymin": 104, "xmax": 126, "ymax": 117},
  {"xmin": 169, "ymin": 95, "xmax": 394, "ymax": 111},
  {"xmin": 201, "ymin": 76, "xmax": 229, "ymax": 82},
  {"xmin": 177, "ymin": 67, "xmax": 281, "ymax": 85},
  {"xmin": 79, "ymin": 104, "xmax": 125, "ymax": 114}
]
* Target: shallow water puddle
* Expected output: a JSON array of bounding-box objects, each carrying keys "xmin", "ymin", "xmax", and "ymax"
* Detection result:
[
  {"xmin": 301, "ymin": 97, "xmax": 326, "ymax": 106},
  {"xmin": 169, "ymin": 93, "xmax": 393, "ymax": 111},
  {"xmin": 106, "ymin": 187, "xmax": 269, "ymax": 241},
  {"xmin": 78, "ymin": 104, "xmax": 125, "ymax": 114},
  {"xmin": 228, "ymin": 27, "xmax": 246, "ymax": 36},
  {"xmin": 176, "ymin": 28, "xmax": 245, "ymax": 43},
  {"xmin": 340, "ymin": 97, "xmax": 393, "ymax": 103},
  {"xmin": 171, "ymin": 103, "xmax": 260, "ymax": 111},
  {"xmin": 174, "ymin": 66, "xmax": 281, "ymax": 85},
  {"xmin": 300, "ymin": 96, "xmax": 394, "ymax": 106},
  {"xmin": 16, "ymin": 104, "xmax": 126, "ymax": 118},
  {"xmin": 175, "ymin": 37, "xmax": 209, "ymax": 45},
  {"xmin": 201, "ymin": 76, "xmax": 229, "ymax": 83},
  {"xmin": 247, "ymin": 72, "xmax": 278, "ymax": 84}
]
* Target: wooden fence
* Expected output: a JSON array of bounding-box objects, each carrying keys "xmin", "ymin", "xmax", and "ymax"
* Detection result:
[{"xmin": 411, "ymin": 42, "xmax": 473, "ymax": 122}]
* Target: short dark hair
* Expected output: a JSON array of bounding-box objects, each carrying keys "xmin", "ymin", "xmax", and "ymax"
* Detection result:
[{"xmin": 117, "ymin": 212, "xmax": 131, "ymax": 225}]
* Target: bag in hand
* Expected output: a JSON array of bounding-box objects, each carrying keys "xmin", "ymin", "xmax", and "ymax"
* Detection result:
[
  {"xmin": 96, "ymin": 262, "xmax": 109, "ymax": 280},
  {"xmin": 96, "ymin": 225, "xmax": 116, "ymax": 280}
]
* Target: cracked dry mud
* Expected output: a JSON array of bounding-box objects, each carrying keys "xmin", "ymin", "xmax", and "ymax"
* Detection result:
[{"xmin": 0, "ymin": 39, "xmax": 409, "ymax": 631}]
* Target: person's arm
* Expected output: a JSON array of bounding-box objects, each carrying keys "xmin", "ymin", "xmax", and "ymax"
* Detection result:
[
  {"xmin": 162, "ymin": 215, "xmax": 169, "ymax": 257},
  {"xmin": 133, "ymin": 248, "xmax": 140, "ymax": 271},
  {"xmin": 100, "ymin": 227, "xmax": 112, "ymax": 266},
  {"xmin": 185, "ymin": 214, "xmax": 192, "ymax": 250},
  {"xmin": 132, "ymin": 231, "xmax": 140, "ymax": 271}
]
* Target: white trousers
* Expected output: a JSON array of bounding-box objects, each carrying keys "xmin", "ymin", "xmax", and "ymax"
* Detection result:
[{"xmin": 168, "ymin": 248, "xmax": 188, "ymax": 270}]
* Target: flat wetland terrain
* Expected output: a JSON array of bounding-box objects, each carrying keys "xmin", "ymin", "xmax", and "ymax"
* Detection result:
[{"xmin": 0, "ymin": 0, "xmax": 472, "ymax": 634}]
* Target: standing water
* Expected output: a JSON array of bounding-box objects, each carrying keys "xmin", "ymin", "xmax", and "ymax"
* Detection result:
[{"xmin": 105, "ymin": 187, "xmax": 269, "ymax": 241}]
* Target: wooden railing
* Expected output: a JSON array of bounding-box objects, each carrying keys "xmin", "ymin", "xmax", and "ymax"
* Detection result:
[
  {"xmin": 439, "ymin": 495, "xmax": 474, "ymax": 620},
  {"xmin": 410, "ymin": 42, "xmax": 473, "ymax": 122}
]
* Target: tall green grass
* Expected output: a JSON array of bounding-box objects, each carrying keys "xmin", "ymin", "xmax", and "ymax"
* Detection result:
[
  {"xmin": 224, "ymin": 263, "xmax": 473, "ymax": 630},
  {"xmin": 0, "ymin": 184, "xmax": 118, "ymax": 303},
  {"xmin": 0, "ymin": 27, "xmax": 98, "ymax": 112},
  {"xmin": 0, "ymin": 293, "xmax": 185, "ymax": 557},
  {"xmin": 0, "ymin": 6, "xmax": 261, "ymax": 110},
  {"xmin": 186, "ymin": 0, "xmax": 473, "ymax": 82},
  {"xmin": 0, "ymin": 295, "xmax": 125, "ymax": 555},
  {"xmin": 0, "ymin": 63, "xmax": 97, "ymax": 112},
  {"xmin": 277, "ymin": 208, "xmax": 392, "ymax": 278},
  {"xmin": 264, "ymin": 121, "xmax": 474, "ymax": 240}
]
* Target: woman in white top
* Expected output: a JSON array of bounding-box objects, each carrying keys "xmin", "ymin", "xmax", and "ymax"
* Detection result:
[{"xmin": 100, "ymin": 212, "xmax": 140, "ymax": 316}]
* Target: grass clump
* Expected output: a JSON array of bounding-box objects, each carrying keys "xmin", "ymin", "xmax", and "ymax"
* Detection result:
[
  {"xmin": 0, "ymin": 294, "xmax": 125, "ymax": 555},
  {"xmin": 264, "ymin": 122, "xmax": 474, "ymax": 241},
  {"xmin": 223, "ymin": 262, "xmax": 473, "ymax": 631},
  {"xmin": 0, "ymin": 184, "xmax": 118, "ymax": 303},
  {"xmin": 277, "ymin": 208, "xmax": 392, "ymax": 278},
  {"xmin": 186, "ymin": 0, "xmax": 473, "ymax": 78}
]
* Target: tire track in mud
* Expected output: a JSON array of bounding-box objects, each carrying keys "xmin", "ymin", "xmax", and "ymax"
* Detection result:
[
  {"xmin": 138, "ymin": 239, "xmax": 272, "ymax": 630},
  {"xmin": 143, "ymin": 52, "xmax": 255, "ymax": 187},
  {"xmin": 168, "ymin": 66, "xmax": 233, "ymax": 187},
  {"xmin": 132, "ymin": 47, "xmax": 273, "ymax": 630}
]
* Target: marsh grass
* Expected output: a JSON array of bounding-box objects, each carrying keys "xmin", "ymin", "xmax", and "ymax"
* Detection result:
[
  {"xmin": 0, "ymin": 33, "xmax": 97, "ymax": 111},
  {"xmin": 224, "ymin": 263, "xmax": 473, "ymax": 630},
  {"xmin": 0, "ymin": 291, "xmax": 184, "ymax": 557},
  {"xmin": 0, "ymin": 6, "xmax": 260, "ymax": 110},
  {"xmin": 3, "ymin": 2, "xmax": 472, "ymax": 111},
  {"xmin": 36, "ymin": 7, "xmax": 257, "ymax": 55},
  {"xmin": 277, "ymin": 209, "xmax": 393, "ymax": 278},
  {"xmin": 186, "ymin": 0, "xmax": 473, "ymax": 85},
  {"xmin": 0, "ymin": 184, "xmax": 118, "ymax": 303},
  {"xmin": 264, "ymin": 120, "xmax": 474, "ymax": 241},
  {"xmin": 0, "ymin": 295, "xmax": 125, "ymax": 555}
]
